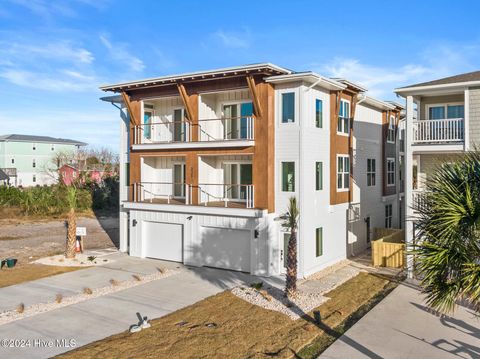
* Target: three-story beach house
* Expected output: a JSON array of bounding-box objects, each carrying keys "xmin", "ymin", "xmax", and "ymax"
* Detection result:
[{"xmin": 101, "ymin": 63, "xmax": 402, "ymax": 277}]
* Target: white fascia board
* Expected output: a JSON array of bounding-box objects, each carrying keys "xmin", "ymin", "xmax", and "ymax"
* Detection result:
[
  {"xmin": 362, "ymin": 96, "xmax": 396, "ymax": 110},
  {"xmin": 99, "ymin": 63, "xmax": 291, "ymax": 91},
  {"xmin": 265, "ymin": 72, "xmax": 346, "ymax": 91},
  {"xmin": 394, "ymin": 80, "xmax": 480, "ymax": 96},
  {"xmin": 131, "ymin": 140, "xmax": 255, "ymax": 151},
  {"xmin": 123, "ymin": 201, "xmax": 267, "ymax": 218},
  {"xmin": 411, "ymin": 144, "xmax": 465, "ymax": 154}
]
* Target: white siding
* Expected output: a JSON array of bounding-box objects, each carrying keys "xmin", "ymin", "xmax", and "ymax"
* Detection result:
[{"xmin": 129, "ymin": 208, "xmax": 271, "ymax": 275}]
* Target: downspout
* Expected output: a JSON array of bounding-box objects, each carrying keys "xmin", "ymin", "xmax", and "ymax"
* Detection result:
[
  {"xmin": 298, "ymin": 85, "xmax": 304, "ymax": 278},
  {"xmin": 348, "ymin": 93, "xmax": 365, "ymax": 257}
]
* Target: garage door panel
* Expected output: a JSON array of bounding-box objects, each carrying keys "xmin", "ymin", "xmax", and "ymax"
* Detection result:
[
  {"xmin": 143, "ymin": 221, "xmax": 183, "ymax": 262},
  {"xmin": 201, "ymin": 227, "xmax": 250, "ymax": 272}
]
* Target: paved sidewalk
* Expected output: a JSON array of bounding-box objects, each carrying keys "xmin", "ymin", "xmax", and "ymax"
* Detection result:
[
  {"xmin": 0, "ymin": 252, "xmax": 283, "ymax": 358},
  {"xmin": 321, "ymin": 281, "xmax": 480, "ymax": 359}
]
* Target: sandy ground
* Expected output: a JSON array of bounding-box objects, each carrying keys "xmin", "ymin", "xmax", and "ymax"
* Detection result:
[{"xmin": 0, "ymin": 216, "xmax": 119, "ymax": 263}]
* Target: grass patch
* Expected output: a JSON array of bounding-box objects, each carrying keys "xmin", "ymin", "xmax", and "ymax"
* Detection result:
[
  {"xmin": 57, "ymin": 272, "xmax": 398, "ymax": 359},
  {"xmin": 296, "ymin": 276, "xmax": 399, "ymax": 358},
  {"xmin": 0, "ymin": 263, "xmax": 80, "ymax": 288}
]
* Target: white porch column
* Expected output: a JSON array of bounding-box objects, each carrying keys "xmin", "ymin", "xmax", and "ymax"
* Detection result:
[
  {"xmin": 119, "ymin": 106, "xmax": 130, "ymax": 253},
  {"xmin": 405, "ymin": 95, "xmax": 415, "ymax": 278},
  {"xmin": 464, "ymin": 87, "xmax": 470, "ymax": 150}
]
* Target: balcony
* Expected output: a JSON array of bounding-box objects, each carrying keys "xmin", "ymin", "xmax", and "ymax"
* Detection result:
[
  {"xmin": 132, "ymin": 116, "xmax": 255, "ymax": 150},
  {"xmin": 412, "ymin": 118, "xmax": 464, "ymax": 151},
  {"xmin": 131, "ymin": 182, "xmax": 254, "ymax": 209},
  {"xmin": 130, "ymin": 154, "xmax": 255, "ymax": 209}
]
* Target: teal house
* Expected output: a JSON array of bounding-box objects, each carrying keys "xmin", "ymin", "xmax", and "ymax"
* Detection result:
[{"xmin": 0, "ymin": 134, "xmax": 86, "ymax": 186}]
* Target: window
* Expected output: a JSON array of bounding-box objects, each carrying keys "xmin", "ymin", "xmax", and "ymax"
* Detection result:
[
  {"xmin": 428, "ymin": 104, "xmax": 464, "ymax": 120},
  {"xmin": 337, "ymin": 100, "xmax": 350, "ymax": 134},
  {"xmin": 315, "ymin": 162, "xmax": 323, "ymax": 190},
  {"xmin": 32, "ymin": 159, "xmax": 36, "ymax": 168},
  {"xmin": 337, "ymin": 155, "xmax": 350, "ymax": 191},
  {"xmin": 387, "ymin": 115, "xmax": 395, "ymax": 143},
  {"xmin": 282, "ymin": 162, "xmax": 295, "ymax": 192},
  {"xmin": 315, "ymin": 99, "xmax": 323, "ymax": 128},
  {"xmin": 32, "ymin": 175, "xmax": 36, "ymax": 183},
  {"xmin": 72, "ymin": 171, "xmax": 77, "ymax": 178},
  {"xmin": 281, "ymin": 92, "xmax": 295, "ymax": 123},
  {"xmin": 51, "ymin": 144, "xmax": 55, "ymax": 151},
  {"xmin": 387, "ymin": 158, "xmax": 395, "ymax": 186},
  {"xmin": 385, "ymin": 204, "xmax": 393, "ymax": 228},
  {"xmin": 316, "ymin": 227, "xmax": 323, "ymax": 257},
  {"xmin": 367, "ymin": 159, "xmax": 376, "ymax": 186},
  {"xmin": 32, "ymin": 143, "xmax": 36, "ymax": 151},
  {"xmin": 11, "ymin": 158, "xmax": 14, "ymax": 164}
]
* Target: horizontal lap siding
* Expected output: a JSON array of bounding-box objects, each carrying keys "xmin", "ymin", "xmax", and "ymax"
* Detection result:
[{"xmin": 469, "ymin": 88, "xmax": 480, "ymax": 147}]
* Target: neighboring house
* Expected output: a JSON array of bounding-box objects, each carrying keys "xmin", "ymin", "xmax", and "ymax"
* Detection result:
[
  {"xmin": 0, "ymin": 168, "xmax": 9, "ymax": 185},
  {"xmin": 60, "ymin": 164, "xmax": 107, "ymax": 185},
  {"xmin": 395, "ymin": 70, "xmax": 480, "ymax": 277},
  {"xmin": 101, "ymin": 63, "xmax": 402, "ymax": 277},
  {"xmin": 0, "ymin": 134, "xmax": 87, "ymax": 187}
]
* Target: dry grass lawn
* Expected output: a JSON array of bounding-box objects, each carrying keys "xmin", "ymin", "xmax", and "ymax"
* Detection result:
[
  {"xmin": 58, "ymin": 272, "xmax": 398, "ymax": 359},
  {"xmin": 0, "ymin": 263, "xmax": 80, "ymax": 288}
]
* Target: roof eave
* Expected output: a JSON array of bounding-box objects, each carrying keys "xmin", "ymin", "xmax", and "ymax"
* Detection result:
[
  {"xmin": 265, "ymin": 73, "xmax": 346, "ymax": 91},
  {"xmin": 394, "ymin": 80, "xmax": 480, "ymax": 96},
  {"xmin": 99, "ymin": 63, "xmax": 291, "ymax": 92}
]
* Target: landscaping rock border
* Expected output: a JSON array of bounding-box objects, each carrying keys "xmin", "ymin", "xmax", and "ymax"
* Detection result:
[{"xmin": 0, "ymin": 269, "xmax": 179, "ymax": 326}]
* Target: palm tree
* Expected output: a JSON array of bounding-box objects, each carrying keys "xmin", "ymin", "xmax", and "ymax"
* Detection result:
[
  {"xmin": 413, "ymin": 151, "xmax": 480, "ymax": 314},
  {"xmin": 280, "ymin": 196, "xmax": 300, "ymax": 298},
  {"xmin": 65, "ymin": 186, "xmax": 77, "ymax": 259}
]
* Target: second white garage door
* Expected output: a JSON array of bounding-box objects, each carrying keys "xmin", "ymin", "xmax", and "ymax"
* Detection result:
[
  {"xmin": 201, "ymin": 226, "xmax": 251, "ymax": 272},
  {"xmin": 143, "ymin": 221, "xmax": 183, "ymax": 262}
]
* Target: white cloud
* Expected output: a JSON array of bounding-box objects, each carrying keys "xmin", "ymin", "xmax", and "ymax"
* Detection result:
[
  {"xmin": 0, "ymin": 41, "xmax": 94, "ymax": 64},
  {"xmin": 315, "ymin": 43, "xmax": 479, "ymax": 99},
  {"xmin": 213, "ymin": 29, "xmax": 251, "ymax": 49},
  {"xmin": 0, "ymin": 69, "xmax": 97, "ymax": 91},
  {"xmin": 100, "ymin": 34, "xmax": 144, "ymax": 72}
]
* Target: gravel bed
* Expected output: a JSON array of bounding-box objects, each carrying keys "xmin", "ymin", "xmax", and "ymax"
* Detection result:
[
  {"xmin": 232, "ymin": 285, "xmax": 328, "ymax": 320},
  {"xmin": 0, "ymin": 269, "xmax": 179, "ymax": 326},
  {"xmin": 232, "ymin": 265, "xmax": 361, "ymax": 320},
  {"xmin": 34, "ymin": 253, "xmax": 114, "ymax": 267}
]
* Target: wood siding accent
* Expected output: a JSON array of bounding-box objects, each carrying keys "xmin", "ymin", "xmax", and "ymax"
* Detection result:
[
  {"xmin": 252, "ymin": 81, "xmax": 275, "ymax": 212},
  {"xmin": 329, "ymin": 91, "xmax": 356, "ymax": 205}
]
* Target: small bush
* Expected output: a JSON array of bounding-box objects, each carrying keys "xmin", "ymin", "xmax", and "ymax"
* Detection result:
[
  {"xmin": 109, "ymin": 279, "xmax": 120, "ymax": 286},
  {"xmin": 16, "ymin": 303, "xmax": 25, "ymax": 313},
  {"xmin": 83, "ymin": 287, "xmax": 93, "ymax": 295},
  {"xmin": 132, "ymin": 274, "xmax": 142, "ymax": 282},
  {"xmin": 55, "ymin": 294, "xmax": 63, "ymax": 303}
]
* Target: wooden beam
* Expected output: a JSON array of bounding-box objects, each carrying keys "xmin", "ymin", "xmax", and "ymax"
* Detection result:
[
  {"xmin": 177, "ymin": 83, "xmax": 194, "ymax": 122},
  {"xmin": 121, "ymin": 91, "xmax": 138, "ymax": 126},
  {"xmin": 246, "ymin": 75, "xmax": 263, "ymax": 118}
]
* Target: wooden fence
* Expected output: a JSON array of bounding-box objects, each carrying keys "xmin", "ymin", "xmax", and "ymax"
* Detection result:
[{"xmin": 371, "ymin": 228, "xmax": 405, "ymax": 268}]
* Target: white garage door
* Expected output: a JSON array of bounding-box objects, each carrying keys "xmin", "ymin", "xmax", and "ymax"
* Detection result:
[
  {"xmin": 143, "ymin": 221, "xmax": 183, "ymax": 262},
  {"xmin": 201, "ymin": 226, "xmax": 251, "ymax": 272}
]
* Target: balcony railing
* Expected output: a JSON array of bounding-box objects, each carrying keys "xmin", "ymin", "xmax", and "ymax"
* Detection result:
[
  {"xmin": 198, "ymin": 183, "xmax": 254, "ymax": 209},
  {"xmin": 131, "ymin": 182, "xmax": 255, "ymax": 209},
  {"xmin": 413, "ymin": 118, "xmax": 464, "ymax": 144},
  {"xmin": 133, "ymin": 116, "xmax": 255, "ymax": 145},
  {"xmin": 412, "ymin": 190, "xmax": 428, "ymax": 212},
  {"xmin": 132, "ymin": 182, "xmax": 191, "ymax": 205}
]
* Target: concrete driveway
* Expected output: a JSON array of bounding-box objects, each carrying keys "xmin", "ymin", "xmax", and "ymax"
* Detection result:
[
  {"xmin": 0, "ymin": 252, "xmax": 283, "ymax": 359},
  {"xmin": 321, "ymin": 281, "xmax": 480, "ymax": 359}
]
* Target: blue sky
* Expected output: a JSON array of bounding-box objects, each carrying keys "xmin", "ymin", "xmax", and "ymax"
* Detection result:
[{"xmin": 0, "ymin": 0, "xmax": 479, "ymax": 150}]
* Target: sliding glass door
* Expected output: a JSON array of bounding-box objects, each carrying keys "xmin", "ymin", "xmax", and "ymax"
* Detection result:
[{"xmin": 223, "ymin": 163, "xmax": 252, "ymax": 200}]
